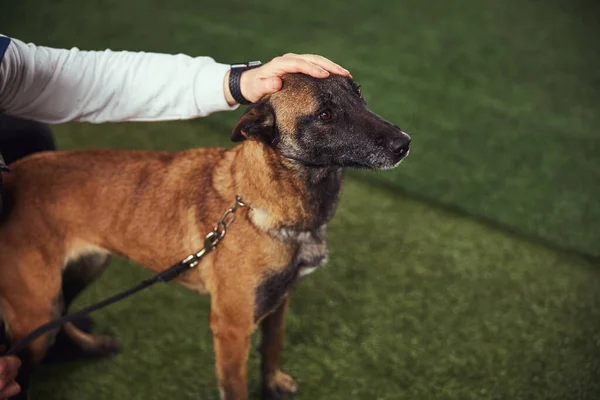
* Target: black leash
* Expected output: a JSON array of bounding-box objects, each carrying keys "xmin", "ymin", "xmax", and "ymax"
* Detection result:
[{"xmin": 5, "ymin": 195, "xmax": 248, "ymax": 357}]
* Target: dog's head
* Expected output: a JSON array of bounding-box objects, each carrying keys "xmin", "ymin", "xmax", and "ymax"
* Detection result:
[{"xmin": 232, "ymin": 73, "xmax": 410, "ymax": 170}]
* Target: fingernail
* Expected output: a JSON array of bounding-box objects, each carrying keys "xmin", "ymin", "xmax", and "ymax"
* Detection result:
[{"xmin": 271, "ymin": 79, "xmax": 278, "ymax": 90}]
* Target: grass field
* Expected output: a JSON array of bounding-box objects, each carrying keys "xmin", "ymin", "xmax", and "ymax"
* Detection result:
[{"xmin": 2, "ymin": 0, "xmax": 600, "ymax": 399}]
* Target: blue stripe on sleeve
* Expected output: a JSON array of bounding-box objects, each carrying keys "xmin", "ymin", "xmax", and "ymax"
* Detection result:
[{"xmin": 0, "ymin": 36, "xmax": 11, "ymax": 64}]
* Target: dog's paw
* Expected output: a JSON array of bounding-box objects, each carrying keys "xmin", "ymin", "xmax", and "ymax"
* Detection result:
[
  {"xmin": 43, "ymin": 332, "xmax": 121, "ymax": 364},
  {"xmin": 262, "ymin": 370, "xmax": 299, "ymax": 400}
]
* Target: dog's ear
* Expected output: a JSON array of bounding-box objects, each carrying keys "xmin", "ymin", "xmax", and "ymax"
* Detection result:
[{"xmin": 231, "ymin": 102, "xmax": 277, "ymax": 144}]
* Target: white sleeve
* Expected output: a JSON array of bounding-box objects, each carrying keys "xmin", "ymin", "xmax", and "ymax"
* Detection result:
[{"xmin": 0, "ymin": 36, "xmax": 238, "ymax": 124}]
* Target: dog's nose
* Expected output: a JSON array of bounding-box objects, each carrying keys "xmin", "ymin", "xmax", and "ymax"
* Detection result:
[{"xmin": 389, "ymin": 132, "xmax": 411, "ymax": 156}]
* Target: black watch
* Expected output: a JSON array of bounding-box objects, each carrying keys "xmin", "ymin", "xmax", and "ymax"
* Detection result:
[{"xmin": 229, "ymin": 61, "xmax": 262, "ymax": 105}]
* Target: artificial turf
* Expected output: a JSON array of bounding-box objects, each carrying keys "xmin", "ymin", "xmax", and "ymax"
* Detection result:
[
  {"xmin": 29, "ymin": 176, "xmax": 600, "ymax": 400},
  {"xmin": 1, "ymin": 0, "xmax": 599, "ymax": 398}
]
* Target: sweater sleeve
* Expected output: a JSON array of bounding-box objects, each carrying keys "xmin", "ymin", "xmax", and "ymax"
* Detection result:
[{"xmin": 0, "ymin": 35, "xmax": 238, "ymax": 124}]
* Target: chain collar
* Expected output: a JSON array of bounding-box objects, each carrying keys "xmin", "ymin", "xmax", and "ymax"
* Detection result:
[{"xmin": 180, "ymin": 195, "xmax": 248, "ymax": 268}]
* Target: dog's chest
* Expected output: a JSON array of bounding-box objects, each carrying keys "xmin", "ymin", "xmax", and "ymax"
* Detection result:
[
  {"xmin": 254, "ymin": 225, "xmax": 328, "ymax": 320},
  {"xmin": 282, "ymin": 225, "xmax": 328, "ymax": 276}
]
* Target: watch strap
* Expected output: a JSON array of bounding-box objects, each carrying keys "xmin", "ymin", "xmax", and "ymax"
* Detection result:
[{"xmin": 229, "ymin": 61, "xmax": 262, "ymax": 105}]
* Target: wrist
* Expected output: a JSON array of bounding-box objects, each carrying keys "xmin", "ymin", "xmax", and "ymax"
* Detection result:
[
  {"xmin": 223, "ymin": 70, "xmax": 236, "ymax": 106},
  {"xmin": 227, "ymin": 61, "xmax": 262, "ymax": 105}
]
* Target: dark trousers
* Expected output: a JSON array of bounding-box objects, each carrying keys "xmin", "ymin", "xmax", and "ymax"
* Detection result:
[{"xmin": 0, "ymin": 115, "xmax": 56, "ymax": 214}]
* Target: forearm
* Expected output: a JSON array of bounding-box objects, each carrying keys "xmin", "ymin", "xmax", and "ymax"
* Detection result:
[{"xmin": 0, "ymin": 36, "xmax": 237, "ymax": 124}]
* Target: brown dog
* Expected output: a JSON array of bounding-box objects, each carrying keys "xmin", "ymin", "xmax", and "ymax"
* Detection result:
[{"xmin": 0, "ymin": 73, "xmax": 410, "ymax": 399}]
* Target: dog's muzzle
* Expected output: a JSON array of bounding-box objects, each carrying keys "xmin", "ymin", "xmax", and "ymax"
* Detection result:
[{"xmin": 388, "ymin": 130, "xmax": 411, "ymax": 159}]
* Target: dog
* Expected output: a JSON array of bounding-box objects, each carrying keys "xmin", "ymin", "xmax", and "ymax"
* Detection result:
[{"xmin": 0, "ymin": 73, "xmax": 410, "ymax": 399}]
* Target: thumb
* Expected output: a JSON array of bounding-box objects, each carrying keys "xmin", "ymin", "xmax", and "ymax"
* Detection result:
[
  {"xmin": 245, "ymin": 77, "xmax": 282, "ymax": 103},
  {"xmin": 264, "ymin": 77, "xmax": 282, "ymax": 94}
]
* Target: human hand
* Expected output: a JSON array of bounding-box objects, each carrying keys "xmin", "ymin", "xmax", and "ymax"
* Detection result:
[
  {"xmin": 224, "ymin": 53, "xmax": 351, "ymax": 105},
  {"xmin": 0, "ymin": 356, "xmax": 21, "ymax": 400}
]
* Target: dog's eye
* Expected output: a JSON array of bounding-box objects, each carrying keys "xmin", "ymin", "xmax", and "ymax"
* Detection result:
[{"xmin": 318, "ymin": 110, "xmax": 333, "ymax": 121}]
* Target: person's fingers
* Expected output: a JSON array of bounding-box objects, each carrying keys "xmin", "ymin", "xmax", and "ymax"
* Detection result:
[
  {"xmin": 285, "ymin": 53, "xmax": 350, "ymax": 76},
  {"xmin": 239, "ymin": 53, "xmax": 350, "ymax": 103},
  {"xmin": 0, "ymin": 381, "xmax": 21, "ymax": 399},
  {"xmin": 266, "ymin": 56, "xmax": 330, "ymax": 78},
  {"xmin": 0, "ymin": 357, "xmax": 21, "ymax": 381}
]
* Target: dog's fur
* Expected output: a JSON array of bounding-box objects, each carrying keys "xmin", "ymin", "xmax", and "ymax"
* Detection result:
[{"xmin": 0, "ymin": 73, "xmax": 410, "ymax": 400}]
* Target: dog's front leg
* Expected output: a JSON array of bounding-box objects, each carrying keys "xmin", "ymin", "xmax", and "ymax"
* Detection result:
[
  {"xmin": 259, "ymin": 296, "xmax": 298, "ymax": 400},
  {"xmin": 210, "ymin": 295, "xmax": 254, "ymax": 400}
]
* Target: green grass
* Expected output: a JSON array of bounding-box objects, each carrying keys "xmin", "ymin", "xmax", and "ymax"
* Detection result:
[
  {"xmin": 1, "ymin": 0, "xmax": 600, "ymax": 398},
  {"xmin": 30, "ymin": 179, "xmax": 600, "ymax": 400}
]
